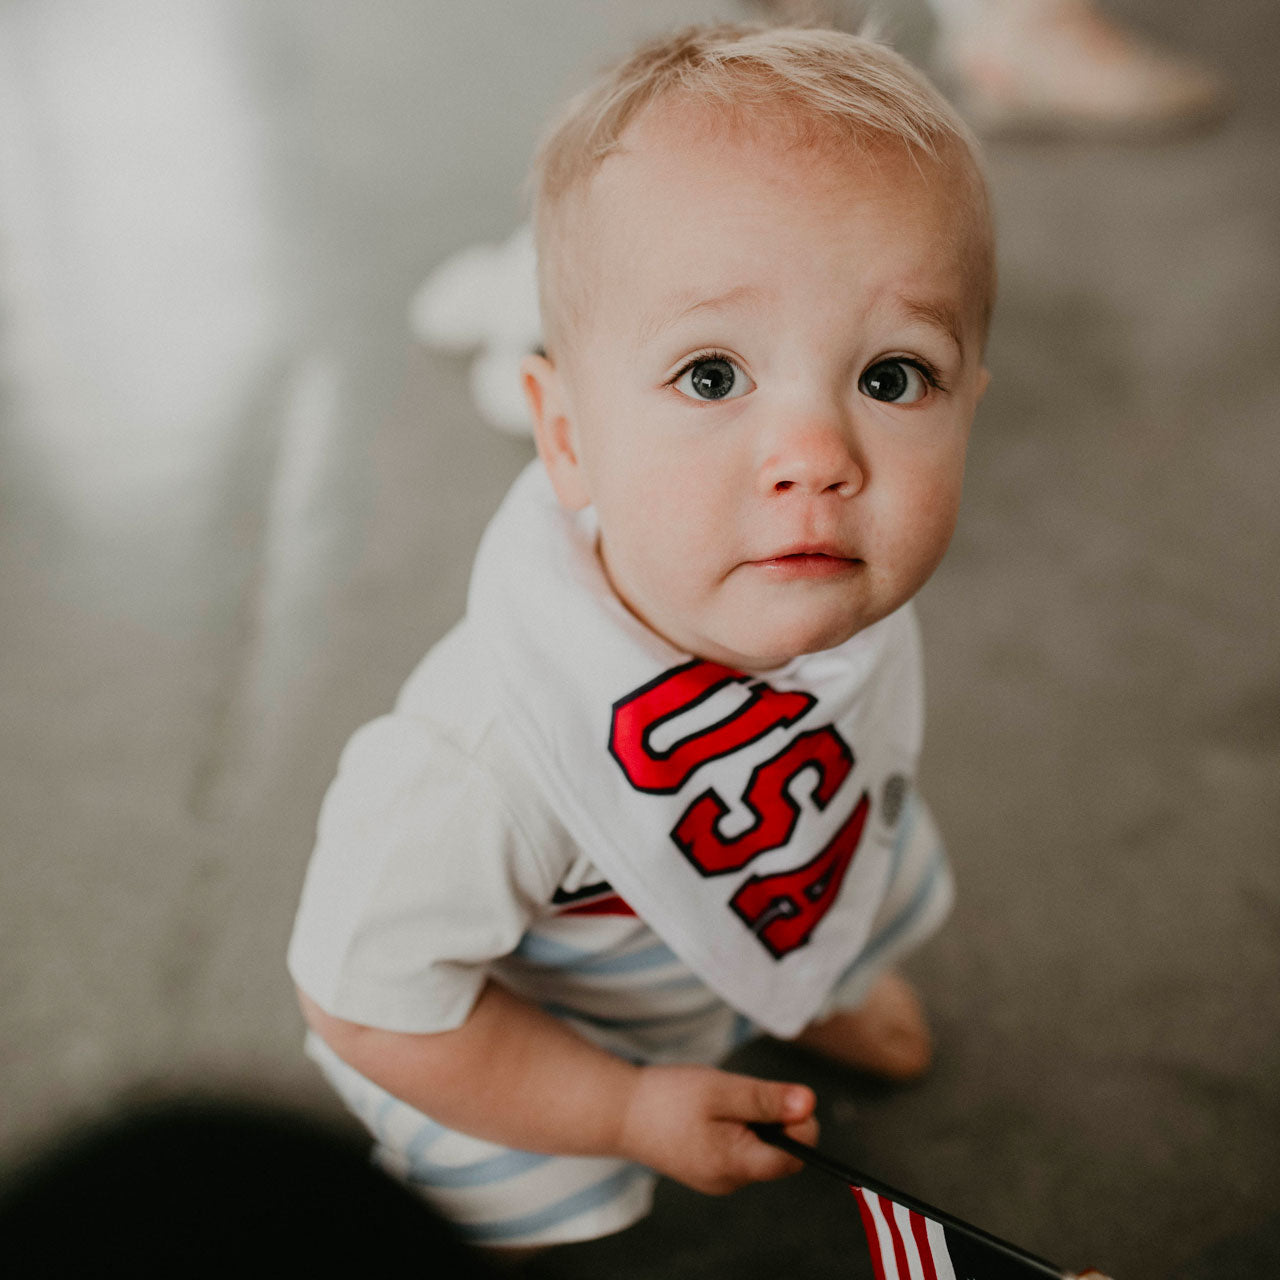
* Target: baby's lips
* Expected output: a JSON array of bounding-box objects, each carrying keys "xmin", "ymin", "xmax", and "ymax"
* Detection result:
[{"xmin": 759, "ymin": 539, "xmax": 859, "ymax": 561}]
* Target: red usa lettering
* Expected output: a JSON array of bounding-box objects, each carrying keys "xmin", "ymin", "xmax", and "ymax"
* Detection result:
[
  {"xmin": 730, "ymin": 791, "xmax": 870, "ymax": 958},
  {"xmin": 609, "ymin": 660, "xmax": 814, "ymax": 794},
  {"xmin": 672, "ymin": 727, "xmax": 853, "ymax": 875},
  {"xmin": 608, "ymin": 659, "xmax": 872, "ymax": 958}
]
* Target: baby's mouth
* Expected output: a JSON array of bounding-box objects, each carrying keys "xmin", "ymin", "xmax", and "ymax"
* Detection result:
[{"xmin": 750, "ymin": 550, "xmax": 863, "ymax": 577}]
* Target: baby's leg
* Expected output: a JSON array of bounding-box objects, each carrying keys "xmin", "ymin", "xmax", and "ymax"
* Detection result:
[
  {"xmin": 792, "ymin": 789, "xmax": 951, "ymax": 1081},
  {"xmin": 793, "ymin": 970, "xmax": 932, "ymax": 1081}
]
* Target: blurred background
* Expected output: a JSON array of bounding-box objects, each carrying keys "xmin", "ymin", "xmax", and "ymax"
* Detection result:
[{"xmin": 1, "ymin": 1, "xmax": 1276, "ymax": 1276}]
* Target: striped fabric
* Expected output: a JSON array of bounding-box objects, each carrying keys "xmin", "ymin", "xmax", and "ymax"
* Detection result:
[
  {"xmin": 304, "ymin": 1032, "xmax": 655, "ymax": 1246},
  {"xmin": 306, "ymin": 791, "xmax": 949, "ymax": 1248}
]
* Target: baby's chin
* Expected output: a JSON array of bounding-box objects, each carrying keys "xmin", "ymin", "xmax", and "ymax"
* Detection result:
[
  {"xmin": 614, "ymin": 568, "xmax": 887, "ymax": 672},
  {"xmin": 698, "ymin": 572, "xmax": 907, "ymax": 672},
  {"xmin": 700, "ymin": 613, "xmax": 874, "ymax": 674}
]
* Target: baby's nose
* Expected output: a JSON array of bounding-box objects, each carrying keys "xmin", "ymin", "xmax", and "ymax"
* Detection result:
[{"xmin": 759, "ymin": 420, "xmax": 863, "ymax": 498}]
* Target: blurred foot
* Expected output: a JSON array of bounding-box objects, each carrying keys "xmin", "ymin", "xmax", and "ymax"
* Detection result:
[
  {"xmin": 794, "ymin": 971, "xmax": 933, "ymax": 1082},
  {"xmin": 937, "ymin": 1, "xmax": 1227, "ymax": 139}
]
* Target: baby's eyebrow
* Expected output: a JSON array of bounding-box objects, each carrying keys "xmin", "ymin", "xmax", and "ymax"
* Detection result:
[
  {"xmin": 637, "ymin": 283, "xmax": 765, "ymax": 346},
  {"xmin": 896, "ymin": 295, "xmax": 965, "ymax": 355}
]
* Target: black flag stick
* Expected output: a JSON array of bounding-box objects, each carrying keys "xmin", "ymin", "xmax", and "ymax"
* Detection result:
[{"xmin": 750, "ymin": 1123, "xmax": 1074, "ymax": 1279}]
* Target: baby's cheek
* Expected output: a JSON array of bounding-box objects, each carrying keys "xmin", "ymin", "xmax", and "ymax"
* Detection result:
[
  {"xmin": 865, "ymin": 465, "xmax": 957, "ymax": 583},
  {"xmin": 904, "ymin": 476, "xmax": 963, "ymax": 573},
  {"xmin": 610, "ymin": 498, "xmax": 704, "ymax": 602}
]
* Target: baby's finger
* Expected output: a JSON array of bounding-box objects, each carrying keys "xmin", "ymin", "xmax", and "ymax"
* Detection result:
[
  {"xmin": 711, "ymin": 1075, "xmax": 819, "ymax": 1185},
  {"xmin": 713, "ymin": 1072, "xmax": 816, "ymax": 1126},
  {"xmin": 713, "ymin": 1125, "xmax": 800, "ymax": 1187},
  {"xmin": 783, "ymin": 1110, "xmax": 820, "ymax": 1148}
]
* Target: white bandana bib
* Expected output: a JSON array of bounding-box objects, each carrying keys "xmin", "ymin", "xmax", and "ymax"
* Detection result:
[{"xmin": 469, "ymin": 463, "xmax": 926, "ymax": 1038}]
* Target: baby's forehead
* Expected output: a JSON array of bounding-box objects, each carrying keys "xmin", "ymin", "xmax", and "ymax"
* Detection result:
[
  {"xmin": 543, "ymin": 95, "xmax": 994, "ymax": 352},
  {"xmin": 583, "ymin": 95, "xmax": 973, "ymax": 220},
  {"xmin": 603, "ymin": 95, "xmax": 880, "ymax": 185}
]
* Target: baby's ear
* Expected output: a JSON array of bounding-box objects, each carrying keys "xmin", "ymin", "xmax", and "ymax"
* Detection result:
[{"xmin": 522, "ymin": 352, "xmax": 591, "ymax": 511}]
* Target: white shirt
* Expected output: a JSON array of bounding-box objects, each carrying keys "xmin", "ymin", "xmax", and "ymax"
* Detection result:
[{"xmin": 288, "ymin": 463, "xmax": 927, "ymax": 1038}]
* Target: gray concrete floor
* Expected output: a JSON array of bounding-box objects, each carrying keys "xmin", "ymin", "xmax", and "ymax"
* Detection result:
[{"xmin": 2, "ymin": 1, "xmax": 1277, "ymax": 1276}]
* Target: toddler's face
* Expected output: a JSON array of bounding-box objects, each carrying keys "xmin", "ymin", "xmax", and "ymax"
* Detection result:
[{"xmin": 526, "ymin": 104, "xmax": 989, "ymax": 672}]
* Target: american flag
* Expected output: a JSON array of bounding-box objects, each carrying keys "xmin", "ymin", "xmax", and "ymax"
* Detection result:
[
  {"xmin": 852, "ymin": 1185, "xmax": 1067, "ymax": 1280},
  {"xmin": 749, "ymin": 1124, "xmax": 1097, "ymax": 1280}
]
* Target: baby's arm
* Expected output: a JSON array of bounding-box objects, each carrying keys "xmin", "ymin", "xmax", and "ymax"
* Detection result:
[{"xmin": 298, "ymin": 980, "xmax": 817, "ymax": 1195}]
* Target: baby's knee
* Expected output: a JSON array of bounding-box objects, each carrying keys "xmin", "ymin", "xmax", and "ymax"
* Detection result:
[{"xmin": 795, "ymin": 972, "xmax": 933, "ymax": 1082}]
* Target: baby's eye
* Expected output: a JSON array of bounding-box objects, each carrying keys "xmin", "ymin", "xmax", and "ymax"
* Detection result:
[
  {"xmin": 673, "ymin": 356, "xmax": 752, "ymax": 402},
  {"xmin": 858, "ymin": 359, "xmax": 930, "ymax": 405}
]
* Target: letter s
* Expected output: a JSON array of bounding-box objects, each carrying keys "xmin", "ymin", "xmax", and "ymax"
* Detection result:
[{"xmin": 672, "ymin": 727, "xmax": 853, "ymax": 875}]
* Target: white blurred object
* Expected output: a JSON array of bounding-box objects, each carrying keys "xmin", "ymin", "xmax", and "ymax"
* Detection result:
[{"xmin": 409, "ymin": 223, "xmax": 541, "ymax": 435}]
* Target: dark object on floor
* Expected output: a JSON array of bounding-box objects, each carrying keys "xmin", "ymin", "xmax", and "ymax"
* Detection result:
[{"xmin": 0, "ymin": 1095, "xmax": 497, "ymax": 1278}]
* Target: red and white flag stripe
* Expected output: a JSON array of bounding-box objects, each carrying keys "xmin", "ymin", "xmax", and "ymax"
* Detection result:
[{"xmin": 852, "ymin": 1186, "xmax": 958, "ymax": 1280}]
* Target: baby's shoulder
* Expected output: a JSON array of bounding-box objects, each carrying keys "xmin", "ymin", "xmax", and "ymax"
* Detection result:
[
  {"xmin": 393, "ymin": 618, "xmax": 506, "ymax": 754},
  {"xmin": 322, "ymin": 620, "xmax": 574, "ymax": 887}
]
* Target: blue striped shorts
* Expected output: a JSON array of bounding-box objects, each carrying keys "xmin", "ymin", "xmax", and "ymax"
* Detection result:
[{"xmin": 305, "ymin": 793, "xmax": 952, "ymax": 1248}]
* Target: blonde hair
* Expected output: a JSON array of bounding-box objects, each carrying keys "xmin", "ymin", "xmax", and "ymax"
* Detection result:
[{"xmin": 529, "ymin": 23, "xmax": 995, "ymax": 351}]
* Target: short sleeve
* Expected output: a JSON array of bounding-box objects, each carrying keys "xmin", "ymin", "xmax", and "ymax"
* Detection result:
[{"xmin": 287, "ymin": 711, "xmax": 557, "ymax": 1033}]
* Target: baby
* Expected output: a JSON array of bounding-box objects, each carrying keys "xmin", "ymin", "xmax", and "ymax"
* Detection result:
[{"xmin": 288, "ymin": 22, "xmax": 994, "ymax": 1253}]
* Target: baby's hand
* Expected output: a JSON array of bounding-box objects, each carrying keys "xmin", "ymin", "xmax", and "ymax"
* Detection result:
[{"xmin": 618, "ymin": 1064, "xmax": 818, "ymax": 1195}]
